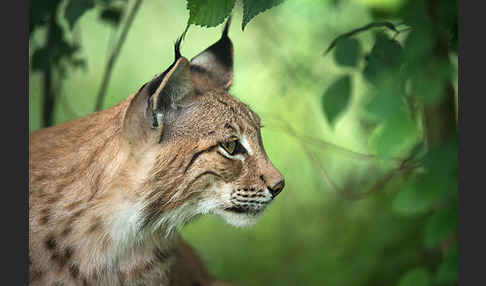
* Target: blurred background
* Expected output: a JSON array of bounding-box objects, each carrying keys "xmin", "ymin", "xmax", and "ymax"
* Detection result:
[{"xmin": 29, "ymin": 0, "xmax": 458, "ymax": 285}]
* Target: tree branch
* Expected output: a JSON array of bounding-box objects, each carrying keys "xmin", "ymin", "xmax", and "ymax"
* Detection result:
[
  {"xmin": 95, "ymin": 0, "xmax": 143, "ymax": 111},
  {"xmin": 42, "ymin": 13, "xmax": 56, "ymax": 127},
  {"xmin": 423, "ymin": 0, "xmax": 457, "ymax": 146}
]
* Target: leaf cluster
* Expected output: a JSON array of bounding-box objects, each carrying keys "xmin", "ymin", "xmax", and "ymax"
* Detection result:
[
  {"xmin": 317, "ymin": 1, "xmax": 457, "ymax": 285},
  {"xmin": 30, "ymin": 0, "xmax": 128, "ymax": 76},
  {"xmin": 186, "ymin": 0, "xmax": 286, "ymax": 30}
]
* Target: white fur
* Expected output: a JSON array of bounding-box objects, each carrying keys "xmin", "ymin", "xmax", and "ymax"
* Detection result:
[
  {"xmin": 213, "ymin": 208, "xmax": 263, "ymax": 228},
  {"xmin": 239, "ymin": 135, "xmax": 253, "ymax": 155},
  {"xmin": 107, "ymin": 179, "xmax": 269, "ymax": 264},
  {"xmin": 191, "ymin": 52, "xmax": 216, "ymax": 67}
]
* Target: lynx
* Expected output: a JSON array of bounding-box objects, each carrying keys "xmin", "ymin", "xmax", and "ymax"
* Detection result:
[{"xmin": 29, "ymin": 19, "xmax": 285, "ymax": 286}]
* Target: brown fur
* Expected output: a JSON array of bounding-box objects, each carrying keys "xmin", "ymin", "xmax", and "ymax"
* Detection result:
[{"xmin": 29, "ymin": 20, "xmax": 284, "ymax": 286}]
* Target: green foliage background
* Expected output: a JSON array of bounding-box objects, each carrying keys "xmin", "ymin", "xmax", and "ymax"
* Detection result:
[{"xmin": 29, "ymin": 0, "xmax": 458, "ymax": 285}]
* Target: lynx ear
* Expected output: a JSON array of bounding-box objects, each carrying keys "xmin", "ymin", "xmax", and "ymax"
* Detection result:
[
  {"xmin": 190, "ymin": 17, "xmax": 233, "ymax": 89},
  {"xmin": 123, "ymin": 39, "xmax": 192, "ymax": 144}
]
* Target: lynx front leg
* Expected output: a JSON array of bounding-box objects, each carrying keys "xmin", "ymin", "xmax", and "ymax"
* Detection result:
[{"xmin": 169, "ymin": 239, "xmax": 236, "ymax": 286}]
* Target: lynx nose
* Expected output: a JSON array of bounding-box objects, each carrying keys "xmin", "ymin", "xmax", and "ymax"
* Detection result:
[{"xmin": 268, "ymin": 180, "xmax": 285, "ymax": 198}]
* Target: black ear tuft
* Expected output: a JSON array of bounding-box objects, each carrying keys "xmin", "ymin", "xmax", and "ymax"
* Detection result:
[
  {"xmin": 222, "ymin": 15, "xmax": 232, "ymax": 39},
  {"xmin": 174, "ymin": 35, "xmax": 182, "ymax": 60}
]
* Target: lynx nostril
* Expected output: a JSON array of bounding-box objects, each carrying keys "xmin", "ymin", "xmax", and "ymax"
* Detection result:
[{"xmin": 268, "ymin": 180, "xmax": 285, "ymax": 198}]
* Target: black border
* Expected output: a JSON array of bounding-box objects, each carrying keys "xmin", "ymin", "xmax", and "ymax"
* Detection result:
[{"xmin": 6, "ymin": 0, "xmax": 28, "ymax": 284}]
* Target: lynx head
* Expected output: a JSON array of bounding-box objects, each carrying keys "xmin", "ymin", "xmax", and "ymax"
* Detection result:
[{"xmin": 122, "ymin": 18, "xmax": 284, "ymax": 231}]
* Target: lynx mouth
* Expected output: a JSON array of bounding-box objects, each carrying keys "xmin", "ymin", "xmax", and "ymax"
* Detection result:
[
  {"xmin": 225, "ymin": 206, "xmax": 248, "ymax": 213},
  {"xmin": 216, "ymin": 205, "xmax": 266, "ymax": 227},
  {"xmin": 223, "ymin": 205, "xmax": 265, "ymax": 215}
]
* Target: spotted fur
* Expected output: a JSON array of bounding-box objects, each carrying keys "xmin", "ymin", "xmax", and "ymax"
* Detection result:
[{"xmin": 29, "ymin": 18, "xmax": 284, "ymax": 286}]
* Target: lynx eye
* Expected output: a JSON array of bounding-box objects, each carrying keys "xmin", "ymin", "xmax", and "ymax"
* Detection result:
[{"xmin": 220, "ymin": 139, "xmax": 246, "ymax": 156}]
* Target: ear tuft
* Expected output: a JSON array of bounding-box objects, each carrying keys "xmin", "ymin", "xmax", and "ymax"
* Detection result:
[
  {"xmin": 222, "ymin": 15, "xmax": 232, "ymax": 39},
  {"xmin": 174, "ymin": 35, "xmax": 183, "ymax": 60}
]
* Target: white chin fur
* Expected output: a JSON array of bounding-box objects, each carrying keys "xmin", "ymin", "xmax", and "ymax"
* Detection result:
[{"xmin": 213, "ymin": 209, "xmax": 263, "ymax": 228}]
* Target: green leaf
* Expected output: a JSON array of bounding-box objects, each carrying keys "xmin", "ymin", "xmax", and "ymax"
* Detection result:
[
  {"xmin": 401, "ymin": 29, "xmax": 454, "ymax": 104},
  {"xmin": 372, "ymin": 32, "xmax": 403, "ymax": 67},
  {"xmin": 363, "ymin": 54, "xmax": 381, "ymax": 84},
  {"xmin": 100, "ymin": 7, "xmax": 123, "ymax": 26},
  {"xmin": 242, "ymin": 0, "xmax": 286, "ymax": 30},
  {"xmin": 421, "ymin": 138, "xmax": 458, "ymax": 179},
  {"xmin": 436, "ymin": 243, "xmax": 458, "ymax": 285},
  {"xmin": 397, "ymin": 268, "xmax": 432, "ymax": 286},
  {"xmin": 321, "ymin": 75, "xmax": 352, "ymax": 126},
  {"xmin": 31, "ymin": 48, "xmax": 50, "ymax": 72},
  {"xmin": 70, "ymin": 57, "xmax": 87, "ymax": 71},
  {"xmin": 374, "ymin": 110, "xmax": 417, "ymax": 158},
  {"xmin": 408, "ymin": 59, "xmax": 453, "ymax": 104},
  {"xmin": 53, "ymin": 40, "xmax": 79, "ymax": 63},
  {"xmin": 334, "ymin": 38, "xmax": 361, "ymax": 67},
  {"xmin": 29, "ymin": 0, "xmax": 63, "ymax": 34},
  {"xmin": 392, "ymin": 179, "xmax": 435, "ymax": 216},
  {"xmin": 64, "ymin": 0, "xmax": 95, "ymax": 30},
  {"xmin": 364, "ymin": 84, "xmax": 405, "ymax": 120},
  {"xmin": 363, "ymin": 33, "xmax": 403, "ymax": 85},
  {"xmin": 187, "ymin": 0, "xmax": 235, "ymax": 28},
  {"xmin": 424, "ymin": 205, "xmax": 457, "ymax": 249}
]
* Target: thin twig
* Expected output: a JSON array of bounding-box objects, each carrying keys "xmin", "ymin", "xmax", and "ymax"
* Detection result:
[
  {"xmin": 323, "ymin": 21, "xmax": 401, "ymax": 56},
  {"xmin": 267, "ymin": 115, "xmax": 404, "ymax": 162},
  {"xmin": 271, "ymin": 116, "xmax": 419, "ymax": 200},
  {"xmin": 95, "ymin": 0, "xmax": 143, "ymax": 111},
  {"xmin": 306, "ymin": 148, "xmax": 341, "ymax": 194},
  {"xmin": 43, "ymin": 13, "xmax": 56, "ymax": 127}
]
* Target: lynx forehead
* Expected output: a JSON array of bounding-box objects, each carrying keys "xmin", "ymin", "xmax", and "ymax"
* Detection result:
[{"xmin": 29, "ymin": 18, "xmax": 284, "ymax": 286}]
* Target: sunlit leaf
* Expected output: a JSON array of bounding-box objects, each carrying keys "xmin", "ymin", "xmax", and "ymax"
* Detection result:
[
  {"xmin": 397, "ymin": 268, "xmax": 432, "ymax": 286},
  {"xmin": 321, "ymin": 75, "xmax": 352, "ymax": 126},
  {"xmin": 334, "ymin": 38, "xmax": 361, "ymax": 67},
  {"xmin": 360, "ymin": 0, "xmax": 406, "ymax": 12},
  {"xmin": 242, "ymin": 0, "xmax": 286, "ymax": 30},
  {"xmin": 187, "ymin": 0, "xmax": 235, "ymax": 28},
  {"xmin": 64, "ymin": 0, "xmax": 95, "ymax": 30}
]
